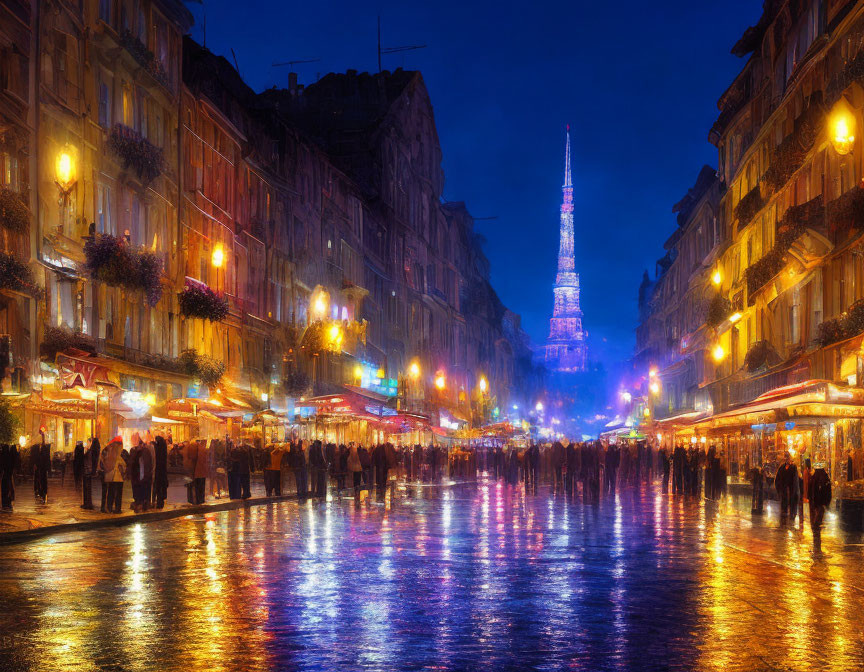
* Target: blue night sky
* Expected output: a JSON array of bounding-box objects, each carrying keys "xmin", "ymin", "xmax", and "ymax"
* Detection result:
[{"xmin": 194, "ymin": 0, "xmax": 761, "ymax": 372}]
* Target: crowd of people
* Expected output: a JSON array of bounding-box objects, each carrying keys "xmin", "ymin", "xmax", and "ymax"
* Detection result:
[{"xmin": 0, "ymin": 433, "xmax": 834, "ymax": 548}]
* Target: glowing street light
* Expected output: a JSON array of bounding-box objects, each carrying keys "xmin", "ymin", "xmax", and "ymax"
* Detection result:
[
  {"xmin": 620, "ymin": 391, "xmax": 632, "ymax": 403},
  {"xmin": 729, "ymin": 312, "xmax": 742, "ymax": 323},
  {"xmin": 831, "ymin": 113, "xmax": 855, "ymax": 155},
  {"xmin": 712, "ymin": 344, "xmax": 726, "ymax": 362},
  {"xmin": 535, "ymin": 401, "xmax": 544, "ymax": 412},
  {"xmin": 649, "ymin": 367, "xmax": 658, "ymax": 379},
  {"xmin": 711, "ymin": 269, "xmax": 722, "ymax": 286},
  {"xmin": 478, "ymin": 376, "xmax": 488, "ymax": 394},
  {"xmin": 55, "ymin": 148, "xmax": 76, "ymax": 195},
  {"xmin": 353, "ymin": 364, "xmax": 363, "ymax": 381},
  {"xmin": 312, "ymin": 291, "xmax": 329, "ymax": 318},
  {"xmin": 408, "ymin": 360, "xmax": 421, "ymax": 380},
  {"xmin": 211, "ymin": 243, "xmax": 225, "ymax": 268},
  {"xmin": 649, "ymin": 381, "xmax": 660, "ymax": 396},
  {"xmin": 434, "ymin": 371, "xmax": 446, "ymax": 391}
]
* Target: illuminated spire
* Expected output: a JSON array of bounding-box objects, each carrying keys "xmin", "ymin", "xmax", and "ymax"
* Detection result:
[{"xmin": 563, "ymin": 124, "xmax": 572, "ymax": 188}]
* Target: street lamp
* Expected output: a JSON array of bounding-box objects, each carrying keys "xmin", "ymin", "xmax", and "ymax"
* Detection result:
[
  {"xmin": 712, "ymin": 344, "xmax": 726, "ymax": 362},
  {"xmin": 408, "ymin": 360, "xmax": 421, "ymax": 380},
  {"xmin": 535, "ymin": 401, "xmax": 544, "ymax": 412},
  {"xmin": 312, "ymin": 291, "xmax": 329, "ymax": 319},
  {"xmin": 434, "ymin": 371, "xmax": 446, "ymax": 391},
  {"xmin": 649, "ymin": 381, "xmax": 660, "ymax": 396},
  {"xmin": 55, "ymin": 148, "xmax": 77, "ymax": 197},
  {"xmin": 478, "ymin": 375, "xmax": 488, "ymax": 394},
  {"xmin": 831, "ymin": 112, "xmax": 855, "ymax": 155},
  {"xmin": 711, "ymin": 269, "xmax": 722, "ymax": 286},
  {"xmin": 211, "ymin": 244, "xmax": 225, "ymax": 269}
]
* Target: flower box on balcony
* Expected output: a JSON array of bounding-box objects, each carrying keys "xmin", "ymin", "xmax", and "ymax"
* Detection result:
[
  {"xmin": 83, "ymin": 233, "xmax": 163, "ymax": 306},
  {"xmin": 0, "ymin": 252, "xmax": 42, "ymax": 298},
  {"xmin": 108, "ymin": 124, "xmax": 164, "ymax": 185}
]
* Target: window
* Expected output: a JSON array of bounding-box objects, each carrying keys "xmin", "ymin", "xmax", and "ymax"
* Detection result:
[
  {"xmin": 98, "ymin": 72, "xmax": 111, "ymax": 127},
  {"xmin": 96, "ymin": 183, "xmax": 113, "ymax": 235}
]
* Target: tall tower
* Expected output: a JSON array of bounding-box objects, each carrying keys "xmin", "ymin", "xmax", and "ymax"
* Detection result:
[{"xmin": 545, "ymin": 126, "xmax": 587, "ymax": 372}]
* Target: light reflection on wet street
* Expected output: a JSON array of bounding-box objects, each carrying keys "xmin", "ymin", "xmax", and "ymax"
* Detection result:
[{"xmin": 1, "ymin": 481, "xmax": 863, "ymax": 672}]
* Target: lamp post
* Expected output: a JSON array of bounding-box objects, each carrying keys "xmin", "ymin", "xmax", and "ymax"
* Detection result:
[{"xmin": 55, "ymin": 147, "xmax": 76, "ymax": 233}]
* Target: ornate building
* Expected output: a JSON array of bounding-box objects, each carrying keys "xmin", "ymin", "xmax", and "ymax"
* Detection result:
[{"xmin": 545, "ymin": 126, "xmax": 587, "ymax": 372}]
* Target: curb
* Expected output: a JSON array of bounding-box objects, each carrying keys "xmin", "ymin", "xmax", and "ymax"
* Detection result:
[{"xmin": 0, "ymin": 494, "xmax": 300, "ymax": 546}]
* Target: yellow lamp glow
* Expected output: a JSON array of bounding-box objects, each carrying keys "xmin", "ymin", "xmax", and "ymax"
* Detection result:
[
  {"xmin": 478, "ymin": 376, "xmax": 488, "ymax": 393},
  {"xmin": 313, "ymin": 292, "xmax": 328, "ymax": 317},
  {"xmin": 211, "ymin": 244, "xmax": 225, "ymax": 269},
  {"xmin": 55, "ymin": 150, "xmax": 76, "ymax": 192},
  {"xmin": 144, "ymin": 393, "xmax": 156, "ymax": 406},
  {"xmin": 376, "ymin": 367, "xmax": 385, "ymax": 379},
  {"xmin": 408, "ymin": 360, "xmax": 421, "ymax": 379},
  {"xmin": 711, "ymin": 269, "xmax": 722, "ymax": 286},
  {"xmin": 353, "ymin": 364, "xmax": 363, "ymax": 380},
  {"xmin": 643, "ymin": 407, "xmax": 651, "ymax": 417},
  {"xmin": 649, "ymin": 367, "xmax": 658, "ymax": 378},
  {"xmin": 729, "ymin": 312, "xmax": 742, "ymax": 323},
  {"xmin": 712, "ymin": 344, "xmax": 726, "ymax": 362},
  {"xmin": 18, "ymin": 435, "xmax": 26, "ymax": 448},
  {"xmin": 328, "ymin": 324, "xmax": 342, "ymax": 343},
  {"xmin": 832, "ymin": 114, "xmax": 855, "ymax": 155},
  {"xmin": 434, "ymin": 372, "xmax": 446, "ymax": 391},
  {"xmin": 649, "ymin": 381, "xmax": 660, "ymax": 396},
  {"xmin": 261, "ymin": 392, "xmax": 269, "ymax": 402}
]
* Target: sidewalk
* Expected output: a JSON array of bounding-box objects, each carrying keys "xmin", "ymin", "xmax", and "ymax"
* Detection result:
[{"xmin": 0, "ymin": 472, "xmax": 296, "ymax": 544}]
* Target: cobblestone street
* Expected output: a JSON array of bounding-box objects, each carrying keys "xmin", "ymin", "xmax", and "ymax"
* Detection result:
[{"xmin": 0, "ymin": 480, "xmax": 862, "ymax": 672}]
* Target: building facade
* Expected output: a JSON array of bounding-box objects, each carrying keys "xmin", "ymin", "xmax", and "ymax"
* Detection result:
[
  {"xmin": 636, "ymin": 0, "xmax": 864, "ymax": 485},
  {"xmin": 0, "ymin": 2, "xmax": 542, "ymax": 448}
]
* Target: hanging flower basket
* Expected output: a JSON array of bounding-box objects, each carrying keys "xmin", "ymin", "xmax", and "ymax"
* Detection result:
[
  {"xmin": 0, "ymin": 252, "xmax": 42, "ymax": 298},
  {"xmin": 179, "ymin": 349, "xmax": 226, "ymax": 387},
  {"xmin": 744, "ymin": 340, "xmax": 779, "ymax": 372},
  {"xmin": 762, "ymin": 95, "xmax": 824, "ymax": 192},
  {"xmin": 0, "ymin": 188, "xmax": 29, "ymax": 235},
  {"xmin": 83, "ymin": 233, "xmax": 163, "ymax": 306},
  {"xmin": 108, "ymin": 124, "xmax": 164, "ymax": 185},
  {"xmin": 179, "ymin": 283, "xmax": 230, "ymax": 322}
]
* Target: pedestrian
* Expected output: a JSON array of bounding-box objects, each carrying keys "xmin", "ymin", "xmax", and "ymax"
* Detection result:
[
  {"xmin": 32, "ymin": 432, "xmax": 50, "ymax": 503},
  {"xmin": 73, "ymin": 440, "xmax": 85, "ymax": 489},
  {"xmin": 265, "ymin": 443, "xmax": 286, "ymax": 497},
  {"xmin": 0, "ymin": 442, "xmax": 19, "ymax": 510},
  {"xmin": 750, "ymin": 464, "xmax": 764, "ymax": 514},
  {"xmin": 129, "ymin": 433, "xmax": 153, "ymax": 513},
  {"xmin": 289, "ymin": 440, "xmax": 308, "ymax": 499},
  {"xmin": 660, "ymin": 447, "xmax": 671, "ymax": 493},
  {"xmin": 672, "ymin": 444, "xmax": 686, "ymax": 495},
  {"xmin": 227, "ymin": 439, "xmax": 242, "ymax": 499},
  {"xmin": 847, "ymin": 448, "xmax": 855, "ymax": 483},
  {"xmin": 775, "ymin": 451, "xmax": 798, "ymax": 520},
  {"xmin": 238, "ymin": 442, "xmax": 253, "ymax": 499},
  {"xmin": 808, "ymin": 462, "xmax": 832, "ymax": 552},
  {"xmin": 359, "ymin": 443, "xmax": 372, "ymax": 490},
  {"xmin": 550, "ymin": 440, "xmax": 565, "ymax": 494},
  {"xmin": 308, "ymin": 439, "xmax": 327, "ymax": 498},
  {"xmin": 152, "ymin": 434, "xmax": 169, "ymax": 509},
  {"xmin": 100, "ymin": 436, "xmax": 126, "ymax": 514},
  {"xmin": 347, "ymin": 442, "xmax": 362, "ymax": 496},
  {"xmin": 605, "ymin": 443, "xmax": 620, "ymax": 495},
  {"xmin": 336, "ymin": 443, "xmax": 349, "ymax": 493}
]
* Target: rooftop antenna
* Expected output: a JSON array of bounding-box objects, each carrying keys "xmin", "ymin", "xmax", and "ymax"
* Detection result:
[
  {"xmin": 272, "ymin": 58, "xmax": 322, "ymax": 69},
  {"xmin": 377, "ymin": 15, "xmax": 426, "ymax": 73},
  {"xmin": 230, "ymin": 48, "xmax": 240, "ymax": 76}
]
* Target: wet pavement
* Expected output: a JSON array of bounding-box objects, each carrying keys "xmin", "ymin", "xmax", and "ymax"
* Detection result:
[{"xmin": 0, "ymin": 481, "xmax": 863, "ymax": 672}]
